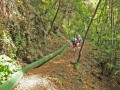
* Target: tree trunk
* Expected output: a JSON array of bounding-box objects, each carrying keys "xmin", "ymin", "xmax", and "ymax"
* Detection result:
[{"xmin": 77, "ymin": 0, "xmax": 102, "ymax": 62}]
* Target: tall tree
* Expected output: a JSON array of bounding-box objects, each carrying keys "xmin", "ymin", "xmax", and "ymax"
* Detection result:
[{"xmin": 77, "ymin": 0, "xmax": 102, "ymax": 62}]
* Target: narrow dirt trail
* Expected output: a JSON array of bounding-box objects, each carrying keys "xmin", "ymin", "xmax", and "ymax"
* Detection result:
[
  {"xmin": 14, "ymin": 43, "xmax": 120, "ymax": 90},
  {"xmin": 22, "ymin": 46, "xmax": 83, "ymax": 90}
]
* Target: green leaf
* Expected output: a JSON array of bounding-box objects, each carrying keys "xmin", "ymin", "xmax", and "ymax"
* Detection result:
[{"xmin": 107, "ymin": 63, "xmax": 114, "ymax": 69}]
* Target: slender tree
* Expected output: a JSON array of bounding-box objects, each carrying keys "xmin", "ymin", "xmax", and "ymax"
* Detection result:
[{"xmin": 77, "ymin": 0, "xmax": 102, "ymax": 62}]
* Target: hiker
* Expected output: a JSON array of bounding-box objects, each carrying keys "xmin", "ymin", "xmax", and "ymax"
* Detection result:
[
  {"xmin": 76, "ymin": 34, "xmax": 82, "ymax": 47},
  {"xmin": 71, "ymin": 36, "xmax": 78, "ymax": 51}
]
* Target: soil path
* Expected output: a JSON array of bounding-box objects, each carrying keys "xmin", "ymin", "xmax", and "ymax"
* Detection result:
[{"xmin": 14, "ymin": 43, "xmax": 120, "ymax": 90}]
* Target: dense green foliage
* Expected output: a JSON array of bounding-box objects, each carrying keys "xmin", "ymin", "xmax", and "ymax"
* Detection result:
[
  {"xmin": 88, "ymin": 0, "xmax": 120, "ymax": 76},
  {"xmin": 0, "ymin": 55, "xmax": 21, "ymax": 85}
]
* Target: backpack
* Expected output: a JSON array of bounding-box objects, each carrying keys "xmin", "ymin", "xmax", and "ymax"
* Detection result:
[{"xmin": 71, "ymin": 37, "xmax": 75, "ymax": 42}]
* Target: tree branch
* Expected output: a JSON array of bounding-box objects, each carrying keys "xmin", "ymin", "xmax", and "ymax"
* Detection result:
[{"xmin": 47, "ymin": 0, "xmax": 60, "ymax": 35}]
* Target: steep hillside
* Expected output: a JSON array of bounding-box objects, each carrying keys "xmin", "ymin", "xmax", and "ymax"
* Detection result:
[{"xmin": 0, "ymin": 0, "xmax": 68, "ymax": 63}]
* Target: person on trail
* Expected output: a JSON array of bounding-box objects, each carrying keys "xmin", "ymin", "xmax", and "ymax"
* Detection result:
[
  {"xmin": 76, "ymin": 34, "xmax": 82, "ymax": 47},
  {"xmin": 71, "ymin": 36, "xmax": 78, "ymax": 51}
]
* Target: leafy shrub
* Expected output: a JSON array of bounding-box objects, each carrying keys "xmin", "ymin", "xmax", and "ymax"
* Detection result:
[{"xmin": 0, "ymin": 55, "xmax": 21, "ymax": 85}]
